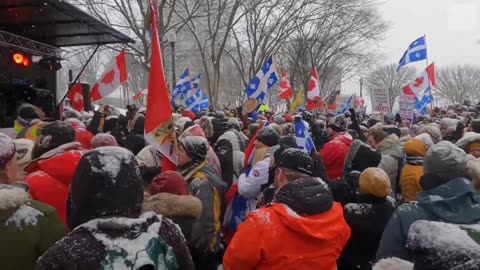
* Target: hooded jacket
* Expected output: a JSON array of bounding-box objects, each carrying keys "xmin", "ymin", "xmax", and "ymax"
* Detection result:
[
  {"xmin": 376, "ymin": 178, "xmax": 480, "ymax": 261},
  {"xmin": 36, "ymin": 147, "xmax": 194, "ymax": 270},
  {"xmin": 216, "ymin": 131, "xmax": 245, "ymax": 185},
  {"xmin": 143, "ymin": 192, "xmax": 202, "ymax": 246},
  {"xmin": 24, "ymin": 142, "xmax": 84, "ymax": 225},
  {"xmin": 377, "ymin": 134, "xmax": 403, "ymax": 194},
  {"xmin": 0, "ymin": 184, "xmax": 68, "ymax": 270},
  {"xmin": 400, "ymin": 138, "xmax": 426, "ymax": 202},
  {"xmin": 456, "ymin": 132, "xmax": 480, "ymax": 153},
  {"xmin": 320, "ymin": 132, "xmax": 353, "ymax": 180},
  {"xmin": 223, "ymin": 178, "xmax": 351, "ymax": 270}
]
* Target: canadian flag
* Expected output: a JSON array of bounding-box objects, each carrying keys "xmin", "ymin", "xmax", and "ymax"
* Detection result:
[
  {"xmin": 355, "ymin": 96, "xmax": 365, "ymax": 108},
  {"xmin": 90, "ymin": 50, "xmax": 127, "ymax": 102},
  {"xmin": 278, "ymin": 70, "xmax": 293, "ymax": 99},
  {"xmin": 133, "ymin": 89, "xmax": 148, "ymax": 100},
  {"xmin": 67, "ymin": 83, "xmax": 84, "ymax": 112},
  {"xmin": 403, "ymin": 63, "xmax": 436, "ymax": 98},
  {"xmin": 306, "ymin": 67, "xmax": 323, "ymax": 110}
]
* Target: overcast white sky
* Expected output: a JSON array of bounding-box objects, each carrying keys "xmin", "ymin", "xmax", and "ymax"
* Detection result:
[
  {"xmin": 380, "ymin": 0, "xmax": 480, "ymax": 67},
  {"xmin": 344, "ymin": 0, "xmax": 480, "ymax": 95}
]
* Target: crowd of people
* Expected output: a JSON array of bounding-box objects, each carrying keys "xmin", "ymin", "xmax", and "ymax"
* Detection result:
[{"xmin": 1, "ymin": 101, "xmax": 480, "ymax": 270}]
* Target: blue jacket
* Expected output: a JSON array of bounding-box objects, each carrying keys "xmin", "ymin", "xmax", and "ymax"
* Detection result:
[{"xmin": 376, "ymin": 178, "xmax": 480, "ymax": 261}]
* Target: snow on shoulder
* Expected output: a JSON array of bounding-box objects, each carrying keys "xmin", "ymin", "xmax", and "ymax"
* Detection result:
[
  {"xmin": 408, "ymin": 220, "xmax": 480, "ymax": 257},
  {"xmin": 90, "ymin": 146, "xmax": 134, "ymax": 180},
  {"xmin": 6, "ymin": 204, "xmax": 44, "ymax": 229},
  {"xmin": 373, "ymin": 257, "xmax": 413, "ymax": 270}
]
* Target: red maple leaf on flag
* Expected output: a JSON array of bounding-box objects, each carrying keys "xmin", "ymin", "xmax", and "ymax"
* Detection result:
[
  {"xmin": 413, "ymin": 76, "xmax": 424, "ymax": 87},
  {"xmin": 101, "ymin": 70, "xmax": 115, "ymax": 84}
]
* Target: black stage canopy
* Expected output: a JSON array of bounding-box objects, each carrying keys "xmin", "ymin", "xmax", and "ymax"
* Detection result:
[{"xmin": 0, "ymin": 0, "xmax": 135, "ymax": 47}]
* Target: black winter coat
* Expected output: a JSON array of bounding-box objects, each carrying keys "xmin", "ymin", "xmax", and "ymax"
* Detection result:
[
  {"xmin": 36, "ymin": 213, "xmax": 195, "ymax": 270},
  {"xmin": 337, "ymin": 194, "xmax": 396, "ymax": 270}
]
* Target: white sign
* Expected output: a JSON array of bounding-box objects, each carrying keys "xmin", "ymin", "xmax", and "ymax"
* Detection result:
[
  {"xmin": 371, "ymin": 88, "xmax": 391, "ymax": 113},
  {"xmin": 399, "ymin": 94, "xmax": 416, "ymax": 119}
]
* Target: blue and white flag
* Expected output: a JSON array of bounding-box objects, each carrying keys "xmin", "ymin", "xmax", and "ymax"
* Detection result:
[
  {"xmin": 339, "ymin": 94, "xmax": 354, "ymax": 114},
  {"xmin": 397, "ymin": 36, "xmax": 427, "ymax": 71},
  {"xmin": 172, "ymin": 68, "xmax": 192, "ymax": 107},
  {"xmin": 415, "ymin": 87, "xmax": 433, "ymax": 115},
  {"xmin": 185, "ymin": 88, "xmax": 209, "ymax": 112},
  {"xmin": 294, "ymin": 119, "xmax": 316, "ymax": 154},
  {"xmin": 245, "ymin": 56, "xmax": 279, "ymax": 102}
]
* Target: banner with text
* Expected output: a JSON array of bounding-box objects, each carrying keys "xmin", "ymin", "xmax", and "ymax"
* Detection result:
[
  {"xmin": 399, "ymin": 94, "xmax": 416, "ymax": 119},
  {"xmin": 371, "ymin": 88, "xmax": 391, "ymax": 113}
]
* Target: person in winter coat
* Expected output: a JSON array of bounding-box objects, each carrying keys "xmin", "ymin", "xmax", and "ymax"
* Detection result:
[
  {"xmin": 456, "ymin": 132, "xmax": 480, "ymax": 158},
  {"xmin": 177, "ymin": 136, "xmax": 226, "ymax": 269},
  {"xmin": 376, "ymin": 141, "xmax": 480, "ymax": 262},
  {"xmin": 12, "ymin": 138, "xmax": 34, "ymax": 181},
  {"xmin": 180, "ymin": 124, "xmax": 222, "ymax": 177},
  {"xmin": 215, "ymin": 130, "xmax": 245, "ymax": 187},
  {"xmin": 329, "ymin": 140, "xmax": 382, "ymax": 206},
  {"xmin": 338, "ymin": 168, "xmax": 396, "ymax": 270},
  {"xmin": 23, "ymin": 121, "xmax": 84, "ymax": 225},
  {"xmin": 0, "ymin": 183, "xmax": 68, "ymax": 270},
  {"xmin": 320, "ymin": 115, "xmax": 353, "ymax": 180},
  {"xmin": 368, "ymin": 130, "xmax": 403, "ymax": 195},
  {"xmin": 124, "ymin": 133, "xmax": 146, "ymax": 155},
  {"xmin": 407, "ymin": 220, "xmax": 480, "ymax": 270},
  {"xmin": 36, "ymin": 147, "xmax": 194, "ymax": 270},
  {"xmin": 0, "ymin": 133, "xmax": 19, "ymax": 183},
  {"xmin": 14, "ymin": 103, "xmax": 44, "ymax": 141},
  {"xmin": 399, "ymin": 137, "xmax": 429, "ymax": 202},
  {"xmin": 143, "ymin": 170, "xmax": 202, "ymax": 249},
  {"xmin": 64, "ymin": 117, "xmax": 94, "ymax": 149},
  {"xmin": 467, "ymin": 158, "xmax": 480, "ymax": 192},
  {"xmin": 223, "ymin": 149, "xmax": 351, "ymax": 270}
]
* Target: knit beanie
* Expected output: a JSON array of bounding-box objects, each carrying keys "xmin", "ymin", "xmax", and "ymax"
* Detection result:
[
  {"xmin": 359, "ymin": 168, "xmax": 392, "ymax": 198},
  {"xmin": 0, "ymin": 133, "xmax": 15, "ymax": 167},
  {"xmin": 32, "ymin": 121, "xmax": 75, "ymax": 159},
  {"xmin": 180, "ymin": 124, "xmax": 206, "ymax": 140},
  {"xmin": 423, "ymin": 141, "xmax": 467, "ymax": 178},
  {"xmin": 276, "ymin": 148, "xmax": 313, "ymax": 176},
  {"xmin": 328, "ymin": 114, "xmax": 346, "ymax": 132},
  {"xmin": 256, "ymin": 128, "xmax": 280, "ymax": 147},
  {"xmin": 182, "ymin": 109, "xmax": 196, "ymax": 121},
  {"xmin": 417, "ymin": 125, "xmax": 442, "ymax": 144},
  {"xmin": 91, "ymin": 133, "xmax": 118, "ymax": 148},
  {"xmin": 148, "ymin": 171, "xmax": 189, "ymax": 196},
  {"xmin": 179, "ymin": 136, "xmax": 208, "ymax": 161},
  {"xmin": 67, "ymin": 147, "xmax": 144, "ymax": 229}
]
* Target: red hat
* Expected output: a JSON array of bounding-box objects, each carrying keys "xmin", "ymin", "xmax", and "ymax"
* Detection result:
[
  {"xmin": 284, "ymin": 114, "xmax": 293, "ymax": 122},
  {"xmin": 182, "ymin": 109, "xmax": 196, "ymax": 121},
  {"xmin": 149, "ymin": 171, "xmax": 189, "ymax": 196}
]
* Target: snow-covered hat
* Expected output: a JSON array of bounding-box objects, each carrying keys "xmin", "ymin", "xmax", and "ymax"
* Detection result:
[
  {"xmin": 91, "ymin": 133, "xmax": 118, "ymax": 149},
  {"xmin": 359, "ymin": 167, "xmax": 391, "ymax": 198},
  {"xmin": 276, "ymin": 148, "xmax": 313, "ymax": 176},
  {"xmin": 256, "ymin": 127, "xmax": 279, "ymax": 147},
  {"xmin": 0, "ymin": 133, "xmax": 15, "ymax": 167},
  {"xmin": 67, "ymin": 147, "xmax": 143, "ymax": 229},
  {"xmin": 179, "ymin": 136, "xmax": 208, "ymax": 161},
  {"xmin": 328, "ymin": 114, "xmax": 346, "ymax": 132}
]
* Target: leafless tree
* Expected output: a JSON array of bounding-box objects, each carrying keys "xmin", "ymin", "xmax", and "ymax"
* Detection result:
[
  {"xmin": 366, "ymin": 63, "xmax": 417, "ymax": 110},
  {"xmin": 435, "ymin": 65, "xmax": 480, "ymax": 103},
  {"xmin": 282, "ymin": 0, "xmax": 388, "ymax": 101}
]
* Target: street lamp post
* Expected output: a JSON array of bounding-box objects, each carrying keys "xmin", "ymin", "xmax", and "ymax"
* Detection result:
[
  {"xmin": 167, "ymin": 32, "xmax": 177, "ymax": 97},
  {"xmin": 359, "ymin": 77, "xmax": 364, "ymax": 98}
]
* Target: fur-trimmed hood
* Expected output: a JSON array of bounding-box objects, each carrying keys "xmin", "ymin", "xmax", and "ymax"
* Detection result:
[
  {"xmin": 0, "ymin": 184, "xmax": 29, "ymax": 210},
  {"xmin": 377, "ymin": 134, "xmax": 402, "ymax": 158},
  {"xmin": 142, "ymin": 193, "xmax": 202, "ymax": 219},
  {"xmin": 456, "ymin": 132, "xmax": 480, "ymax": 152},
  {"xmin": 343, "ymin": 140, "xmax": 381, "ymax": 176}
]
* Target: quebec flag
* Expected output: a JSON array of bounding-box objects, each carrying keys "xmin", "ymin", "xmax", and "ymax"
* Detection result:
[
  {"xmin": 398, "ymin": 36, "xmax": 427, "ymax": 71},
  {"xmin": 245, "ymin": 56, "xmax": 279, "ymax": 102},
  {"xmin": 185, "ymin": 88, "xmax": 208, "ymax": 112},
  {"xmin": 172, "ymin": 68, "xmax": 192, "ymax": 107},
  {"xmin": 402, "ymin": 63, "xmax": 436, "ymax": 115},
  {"xmin": 294, "ymin": 119, "xmax": 316, "ymax": 154}
]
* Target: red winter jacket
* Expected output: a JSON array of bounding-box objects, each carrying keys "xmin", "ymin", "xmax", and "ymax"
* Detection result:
[
  {"xmin": 75, "ymin": 129, "xmax": 94, "ymax": 150},
  {"xmin": 319, "ymin": 132, "xmax": 353, "ymax": 180},
  {"xmin": 24, "ymin": 143, "xmax": 84, "ymax": 226}
]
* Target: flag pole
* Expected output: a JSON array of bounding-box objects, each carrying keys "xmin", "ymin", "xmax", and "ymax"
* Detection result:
[{"xmin": 424, "ymin": 34, "xmax": 434, "ymax": 113}]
